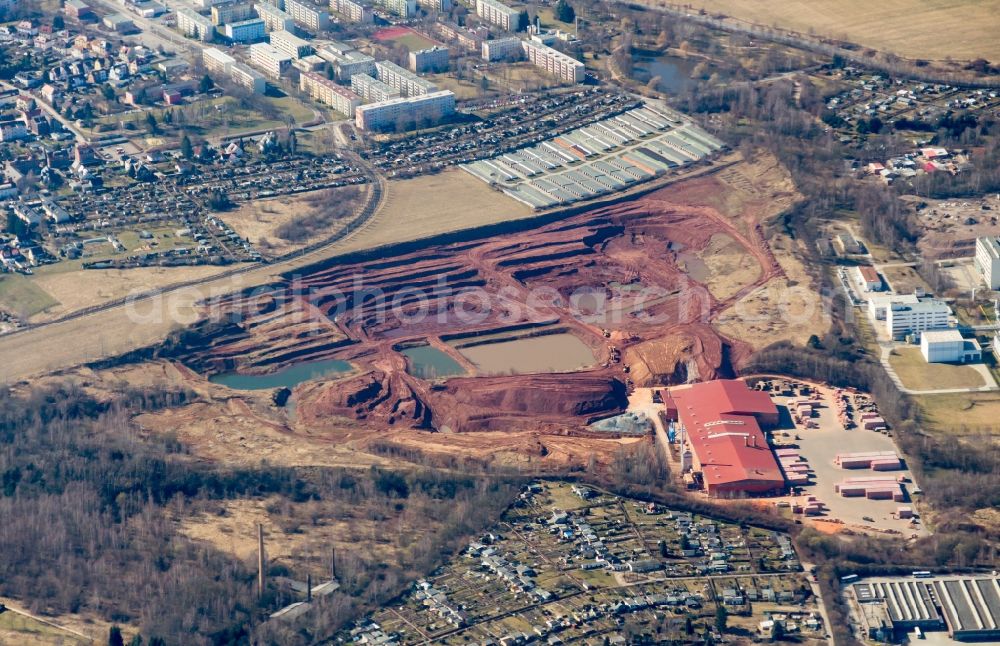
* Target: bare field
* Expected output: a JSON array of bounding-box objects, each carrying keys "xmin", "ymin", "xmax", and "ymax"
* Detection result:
[
  {"xmin": 225, "ymin": 185, "xmax": 371, "ymax": 258},
  {"xmin": 699, "ymin": 232, "xmax": 762, "ymax": 300},
  {"xmin": 29, "ymin": 264, "xmax": 228, "ymax": 323},
  {"xmin": 880, "ymin": 265, "xmax": 931, "ymax": 295},
  {"xmin": 336, "ymin": 169, "xmax": 534, "ymax": 254},
  {"xmin": 679, "ymin": 0, "xmax": 1000, "ymax": 61}
]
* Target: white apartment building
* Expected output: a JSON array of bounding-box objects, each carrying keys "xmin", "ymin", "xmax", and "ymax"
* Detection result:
[
  {"xmin": 299, "ymin": 71, "xmax": 362, "ymax": 115},
  {"xmin": 203, "ymin": 46, "xmax": 236, "ymax": 75},
  {"xmin": 351, "ymin": 73, "xmax": 399, "ymax": 103},
  {"xmin": 420, "ymin": 0, "xmax": 450, "ymax": 11},
  {"xmin": 481, "ymin": 36, "xmax": 521, "ymax": 61},
  {"xmin": 318, "ymin": 46, "xmax": 376, "ymax": 80},
  {"xmin": 222, "ymin": 17, "xmax": 265, "ymax": 41},
  {"xmin": 374, "ymin": 60, "xmax": 437, "ymax": 97},
  {"xmin": 176, "ymin": 7, "xmax": 214, "ymax": 41},
  {"xmin": 521, "ymin": 40, "xmax": 583, "ymax": 83},
  {"xmin": 249, "ymin": 42, "xmax": 292, "ymax": 77},
  {"xmin": 255, "ymin": 2, "xmax": 295, "ymax": 31},
  {"xmin": 409, "ymin": 46, "xmax": 449, "ymax": 73},
  {"xmin": 230, "ymin": 62, "xmax": 267, "ymax": 93},
  {"xmin": 211, "ymin": 2, "xmax": 254, "ymax": 25},
  {"xmin": 354, "ymin": 90, "xmax": 455, "ymax": 131},
  {"xmin": 374, "ymin": 0, "xmax": 414, "ymax": 17},
  {"xmin": 330, "ymin": 0, "xmax": 372, "ymax": 22},
  {"xmin": 975, "ymin": 236, "xmax": 1000, "ymax": 290},
  {"xmin": 474, "ymin": 0, "xmax": 518, "ymax": 31},
  {"xmin": 284, "ymin": 0, "xmax": 329, "ymax": 30},
  {"xmin": 269, "ymin": 28, "xmax": 312, "ymax": 58}
]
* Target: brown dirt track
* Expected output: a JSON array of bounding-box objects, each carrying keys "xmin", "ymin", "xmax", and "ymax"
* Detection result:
[{"xmin": 170, "ymin": 159, "xmax": 798, "ymax": 443}]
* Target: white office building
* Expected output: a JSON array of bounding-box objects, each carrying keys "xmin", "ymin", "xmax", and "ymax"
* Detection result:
[
  {"xmin": 176, "ymin": 7, "xmax": 214, "ymax": 41},
  {"xmin": 223, "ymin": 17, "xmax": 265, "ymax": 41},
  {"xmin": 920, "ymin": 329, "xmax": 982, "ymax": 363},
  {"xmin": 375, "ymin": 60, "xmax": 438, "ymax": 97},
  {"xmin": 975, "ymin": 236, "xmax": 1000, "ymax": 290},
  {"xmin": 249, "ymin": 42, "xmax": 292, "ymax": 77},
  {"xmin": 255, "ymin": 2, "xmax": 295, "ymax": 31},
  {"xmin": 269, "ymin": 28, "xmax": 312, "ymax": 58},
  {"xmin": 355, "ymin": 90, "xmax": 455, "ymax": 131},
  {"xmin": 284, "ymin": 0, "xmax": 329, "ymax": 30},
  {"xmin": 474, "ymin": 0, "xmax": 518, "ymax": 31}
]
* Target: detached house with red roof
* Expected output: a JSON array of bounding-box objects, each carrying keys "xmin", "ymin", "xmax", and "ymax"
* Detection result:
[{"xmin": 663, "ymin": 379, "xmax": 785, "ymax": 498}]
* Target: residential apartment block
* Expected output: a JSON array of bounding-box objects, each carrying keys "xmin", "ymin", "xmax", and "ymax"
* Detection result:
[
  {"xmin": 176, "ymin": 7, "xmax": 214, "ymax": 41},
  {"xmin": 230, "ymin": 62, "xmax": 267, "ymax": 93},
  {"xmin": 249, "ymin": 42, "xmax": 292, "ymax": 77},
  {"xmin": 269, "ymin": 28, "xmax": 312, "ymax": 58},
  {"xmin": 211, "ymin": 2, "xmax": 254, "ymax": 25},
  {"xmin": 351, "ymin": 73, "xmax": 399, "ymax": 103},
  {"xmin": 284, "ymin": 0, "xmax": 329, "ymax": 30},
  {"xmin": 481, "ymin": 36, "xmax": 521, "ymax": 61},
  {"xmin": 299, "ymin": 70, "xmax": 362, "ymax": 115},
  {"xmin": 373, "ymin": 0, "xmax": 414, "ymax": 17},
  {"xmin": 409, "ymin": 46, "xmax": 449, "ymax": 73},
  {"xmin": 318, "ymin": 44, "xmax": 376, "ymax": 80},
  {"xmin": 255, "ymin": 2, "xmax": 295, "ymax": 31},
  {"xmin": 203, "ymin": 46, "xmax": 236, "ymax": 75},
  {"xmin": 420, "ymin": 0, "xmax": 450, "ymax": 11},
  {"xmin": 222, "ymin": 17, "xmax": 266, "ymax": 42},
  {"xmin": 474, "ymin": 0, "xmax": 518, "ymax": 31},
  {"xmin": 521, "ymin": 40, "xmax": 583, "ymax": 82},
  {"xmin": 375, "ymin": 60, "xmax": 437, "ymax": 97},
  {"xmin": 354, "ymin": 90, "xmax": 455, "ymax": 131},
  {"xmin": 975, "ymin": 236, "xmax": 1000, "ymax": 289},
  {"xmin": 329, "ymin": 0, "xmax": 372, "ymax": 23},
  {"xmin": 435, "ymin": 20, "xmax": 487, "ymax": 51}
]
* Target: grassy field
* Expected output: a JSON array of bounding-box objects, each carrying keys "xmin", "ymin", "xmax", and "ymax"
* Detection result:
[
  {"xmin": 680, "ymin": 0, "xmax": 1000, "ymax": 61},
  {"xmin": 919, "ymin": 391, "xmax": 1000, "ymax": 434},
  {"xmin": 888, "ymin": 347, "xmax": 985, "ymax": 391},
  {"xmin": 0, "ymin": 609, "xmax": 89, "ymax": 645},
  {"xmin": 0, "ymin": 274, "xmax": 59, "ymax": 318}
]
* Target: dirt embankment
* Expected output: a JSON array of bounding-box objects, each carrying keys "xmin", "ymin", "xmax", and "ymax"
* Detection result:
[{"xmin": 166, "ymin": 157, "xmax": 804, "ymax": 439}]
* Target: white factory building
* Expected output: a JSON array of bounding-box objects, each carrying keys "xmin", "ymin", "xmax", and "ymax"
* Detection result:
[
  {"xmin": 974, "ymin": 236, "xmax": 1000, "ymax": 290},
  {"xmin": 868, "ymin": 293, "xmax": 952, "ymax": 339},
  {"xmin": 920, "ymin": 329, "xmax": 982, "ymax": 364}
]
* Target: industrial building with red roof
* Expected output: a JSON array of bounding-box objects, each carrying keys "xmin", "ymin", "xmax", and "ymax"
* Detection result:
[{"xmin": 663, "ymin": 379, "xmax": 785, "ymax": 497}]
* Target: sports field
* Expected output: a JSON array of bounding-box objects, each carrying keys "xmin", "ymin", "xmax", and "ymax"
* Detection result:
[
  {"xmin": 680, "ymin": 0, "xmax": 1000, "ymax": 61},
  {"xmin": 372, "ymin": 26, "xmax": 440, "ymax": 51}
]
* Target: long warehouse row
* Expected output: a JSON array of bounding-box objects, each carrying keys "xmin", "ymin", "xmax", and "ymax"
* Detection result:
[{"xmin": 461, "ymin": 104, "xmax": 724, "ymax": 209}]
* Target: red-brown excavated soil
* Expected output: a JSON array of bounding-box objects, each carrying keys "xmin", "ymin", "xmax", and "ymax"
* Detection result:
[{"xmin": 175, "ymin": 174, "xmax": 782, "ymax": 435}]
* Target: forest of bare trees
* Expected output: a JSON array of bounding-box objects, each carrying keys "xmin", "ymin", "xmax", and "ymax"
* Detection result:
[{"xmin": 0, "ymin": 382, "xmax": 522, "ymax": 645}]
